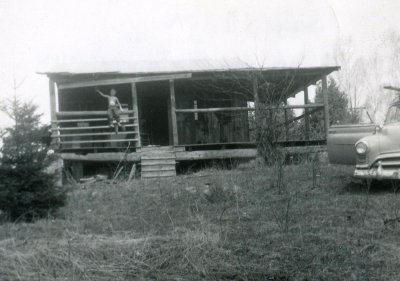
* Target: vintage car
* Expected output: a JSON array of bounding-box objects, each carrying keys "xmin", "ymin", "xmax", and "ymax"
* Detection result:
[{"xmin": 328, "ymin": 100, "xmax": 400, "ymax": 180}]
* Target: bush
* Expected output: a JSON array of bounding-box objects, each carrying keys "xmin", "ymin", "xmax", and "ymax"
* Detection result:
[{"xmin": 0, "ymin": 166, "xmax": 66, "ymax": 221}]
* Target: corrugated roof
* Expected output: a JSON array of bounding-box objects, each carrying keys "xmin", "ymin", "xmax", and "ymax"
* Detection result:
[{"xmin": 40, "ymin": 58, "xmax": 339, "ymax": 75}]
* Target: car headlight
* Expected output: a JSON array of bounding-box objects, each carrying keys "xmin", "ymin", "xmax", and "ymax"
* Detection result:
[{"xmin": 355, "ymin": 141, "xmax": 368, "ymax": 155}]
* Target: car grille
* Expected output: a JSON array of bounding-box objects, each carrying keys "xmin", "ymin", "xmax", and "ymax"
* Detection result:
[{"xmin": 373, "ymin": 157, "xmax": 400, "ymax": 168}]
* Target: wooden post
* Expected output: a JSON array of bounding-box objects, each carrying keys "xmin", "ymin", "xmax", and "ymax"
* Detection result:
[
  {"xmin": 169, "ymin": 79, "xmax": 179, "ymax": 146},
  {"xmin": 70, "ymin": 162, "xmax": 83, "ymax": 181},
  {"xmin": 284, "ymin": 100, "xmax": 289, "ymax": 141},
  {"xmin": 49, "ymin": 79, "xmax": 59, "ymax": 147},
  {"xmin": 167, "ymin": 95, "xmax": 173, "ymax": 145},
  {"xmin": 252, "ymin": 75, "xmax": 260, "ymax": 142},
  {"xmin": 131, "ymin": 83, "xmax": 141, "ymax": 147},
  {"xmin": 49, "ymin": 79, "xmax": 57, "ymax": 125},
  {"xmin": 321, "ymin": 75, "xmax": 330, "ymax": 138},
  {"xmin": 304, "ymin": 87, "xmax": 310, "ymax": 140}
]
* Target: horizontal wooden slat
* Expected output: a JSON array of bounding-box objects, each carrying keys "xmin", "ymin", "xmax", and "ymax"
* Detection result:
[
  {"xmin": 59, "ymin": 138, "xmax": 138, "ymax": 144},
  {"xmin": 55, "ymin": 124, "xmax": 137, "ymax": 131},
  {"xmin": 176, "ymin": 107, "xmax": 252, "ymax": 113},
  {"xmin": 284, "ymin": 107, "xmax": 324, "ymax": 125},
  {"xmin": 141, "ymin": 165, "xmax": 176, "ymax": 172},
  {"xmin": 175, "ymin": 104, "xmax": 324, "ymax": 113},
  {"xmin": 61, "ymin": 152, "xmax": 140, "ymax": 162},
  {"xmin": 53, "ymin": 116, "xmax": 136, "ymax": 123},
  {"xmin": 60, "ymin": 146, "xmax": 138, "ymax": 151},
  {"xmin": 281, "ymin": 104, "xmax": 324, "ymax": 109},
  {"xmin": 141, "ymin": 155, "xmax": 176, "ymax": 160},
  {"xmin": 142, "ymin": 173, "xmax": 176, "ymax": 179},
  {"xmin": 52, "ymin": 131, "xmax": 136, "ymax": 138},
  {"xmin": 175, "ymin": 148, "xmax": 257, "ymax": 161},
  {"xmin": 141, "ymin": 159, "xmax": 176, "ymax": 165},
  {"xmin": 56, "ymin": 110, "xmax": 135, "ymax": 117},
  {"xmin": 58, "ymin": 73, "xmax": 192, "ymax": 89}
]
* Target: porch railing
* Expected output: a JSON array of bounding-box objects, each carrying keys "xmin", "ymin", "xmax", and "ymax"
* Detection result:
[
  {"xmin": 175, "ymin": 103, "xmax": 327, "ymax": 147},
  {"xmin": 51, "ymin": 110, "xmax": 139, "ymax": 151}
]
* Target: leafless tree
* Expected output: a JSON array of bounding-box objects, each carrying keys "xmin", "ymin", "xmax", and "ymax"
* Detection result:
[
  {"xmin": 334, "ymin": 37, "xmax": 366, "ymax": 111},
  {"xmin": 334, "ymin": 32, "xmax": 400, "ymax": 124}
]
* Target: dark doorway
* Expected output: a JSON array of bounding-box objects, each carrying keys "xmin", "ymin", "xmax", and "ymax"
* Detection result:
[{"xmin": 137, "ymin": 81, "xmax": 170, "ymax": 146}]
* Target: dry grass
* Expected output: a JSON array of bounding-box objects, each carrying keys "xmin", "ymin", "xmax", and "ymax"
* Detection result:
[{"xmin": 1, "ymin": 159, "xmax": 400, "ymax": 280}]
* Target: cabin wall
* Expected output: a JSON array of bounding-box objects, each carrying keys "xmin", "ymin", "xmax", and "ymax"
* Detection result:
[{"xmin": 174, "ymin": 79, "xmax": 252, "ymax": 145}]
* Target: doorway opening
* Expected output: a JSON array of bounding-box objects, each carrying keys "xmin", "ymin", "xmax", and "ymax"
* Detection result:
[{"xmin": 137, "ymin": 81, "xmax": 171, "ymax": 146}]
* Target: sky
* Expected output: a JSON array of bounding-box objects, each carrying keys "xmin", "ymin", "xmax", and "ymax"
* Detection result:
[{"xmin": 0, "ymin": 0, "xmax": 399, "ymax": 127}]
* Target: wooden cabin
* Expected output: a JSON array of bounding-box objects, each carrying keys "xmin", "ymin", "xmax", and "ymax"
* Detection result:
[{"xmin": 42, "ymin": 59, "xmax": 339, "ymax": 179}]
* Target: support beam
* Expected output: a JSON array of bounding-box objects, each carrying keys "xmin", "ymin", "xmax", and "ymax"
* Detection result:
[
  {"xmin": 49, "ymin": 79, "xmax": 57, "ymax": 122},
  {"xmin": 284, "ymin": 100, "xmax": 289, "ymax": 141},
  {"xmin": 61, "ymin": 152, "xmax": 140, "ymax": 162},
  {"xmin": 55, "ymin": 124, "xmax": 136, "ymax": 131},
  {"xmin": 60, "ymin": 138, "xmax": 138, "ymax": 145},
  {"xmin": 58, "ymin": 73, "xmax": 192, "ymax": 90},
  {"xmin": 176, "ymin": 107, "xmax": 251, "ymax": 113},
  {"xmin": 52, "ymin": 131, "xmax": 135, "ymax": 138},
  {"xmin": 284, "ymin": 107, "xmax": 323, "ymax": 125},
  {"xmin": 252, "ymin": 75, "xmax": 261, "ymax": 145},
  {"xmin": 69, "ymin": 162, "xmax": 83, "ymax": 181},
  {"xmin": 167, "ymin": 93, "xmax": 173, "ymax": 145},
  {"xmin": 175, "ymin": 148, "xmax": 257, "ymax": 161},
  {"xmin": 49, "ymin": 79, "xmax": 58, "ymax": 143},
  {"xmin": 321, "ymin": 75, "xmax": 330, "ymax": 138},
  {"xmin": 304, "ymin": 87, "xmax": 310, "ymax": 140},
  {"xmin": 53, "ymin": 116, "xmax": 136, "ymax": 123},
  {"xmin": 279, "ymin": 104, "xmax": 324, "ymax": 109},
  {"xmin": 56, "ymin": 110, "xmax": 135, "ymax": 117},
  {"xmin": 252, "ymin": 75, "xmax": 260, "ymax": 119},
  {"xmin": 131, "ymin": 83, "xmax": 141, "ymax": 147},
  {"xmin": 175, "ymin": 104, "xmax": 323, "ymax": 113},
  {"xmin": 169, "ymin": 80, "xmax": 179, "ymax": 146}
]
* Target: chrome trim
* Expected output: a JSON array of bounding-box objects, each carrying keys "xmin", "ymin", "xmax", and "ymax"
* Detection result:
[{"xmin": 354, "ymin": 164, "xmax": 400, "ymax": 180}]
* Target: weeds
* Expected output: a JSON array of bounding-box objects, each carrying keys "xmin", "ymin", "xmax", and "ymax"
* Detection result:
[
  {"xmin": 270, "ymin": 193, "xmax": 294, "ymax": 234},
  {"xmin": 362, "ymin": 179, "xmax": 372, "ymax": 223},
  {"xmin": 0, "ymin": 164, "xmax": 399, "ymax": 280},
  {"xmin": 311, "ymin": 152, "xmax": 321, "ymax": 189}
]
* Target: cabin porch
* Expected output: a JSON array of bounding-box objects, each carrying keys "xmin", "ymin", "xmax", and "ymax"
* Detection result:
[{"xmin": 47, "ymin": 65, "xmax": 339, "ymax": 179}]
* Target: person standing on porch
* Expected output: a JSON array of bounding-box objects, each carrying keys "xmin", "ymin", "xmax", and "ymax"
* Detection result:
[{"xmin": 95, "ymin": 87, "xmax": 124, "ymax": 127}]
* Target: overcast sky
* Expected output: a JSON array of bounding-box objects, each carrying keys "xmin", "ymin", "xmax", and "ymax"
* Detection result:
[{"xmin": 0, "ymin": 0, "xmax": 399, "ymax": 127}]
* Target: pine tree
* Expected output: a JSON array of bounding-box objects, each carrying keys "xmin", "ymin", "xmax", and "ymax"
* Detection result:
[
  {"xmin": 314, "ymin": 78, "xmax": 352, "ymax": 125},
  {"xmin": 1, "ymin": 98, "xmax": 51, "ymax": 169},
  {"xmin": 0, "ymin": 97, "xmax": 65, "ymax": 221}
]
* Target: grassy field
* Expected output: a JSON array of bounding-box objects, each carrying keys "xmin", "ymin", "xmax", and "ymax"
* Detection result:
[{"xmin": 1, "ymin": 159, "xmax": 400, "ymax": 280}]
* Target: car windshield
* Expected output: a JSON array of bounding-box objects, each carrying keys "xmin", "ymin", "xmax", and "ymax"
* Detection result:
[{"xmin": 385, "ymin": 104, "xmax": 400, "ymax": 124}]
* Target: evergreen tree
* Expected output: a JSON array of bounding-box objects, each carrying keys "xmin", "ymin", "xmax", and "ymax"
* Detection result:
[
  {"xmin": 314, "ymin": 78, "xmax": 352, "ymax": 125},
  {"xmin": 0, "ymin": 98, "xmax": 65, "ymax": 221},
  {"xmin": 1, "ymin": 98, "xmax": 51, "ymax": 169}
]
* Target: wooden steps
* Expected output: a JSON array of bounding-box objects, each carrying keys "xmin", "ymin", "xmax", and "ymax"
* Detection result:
[{"xmin": 141, "ymin": 146, "xmax": 176, "ymax": 179}]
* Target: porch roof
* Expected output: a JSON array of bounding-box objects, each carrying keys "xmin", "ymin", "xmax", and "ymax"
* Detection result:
[
  {"xmin": 40, "ymin": 58, "xmax": 339, "ymax": 77},
  {"xmin": 42, "ymin": 58, "xmax": 340, "ymax": 98}
]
